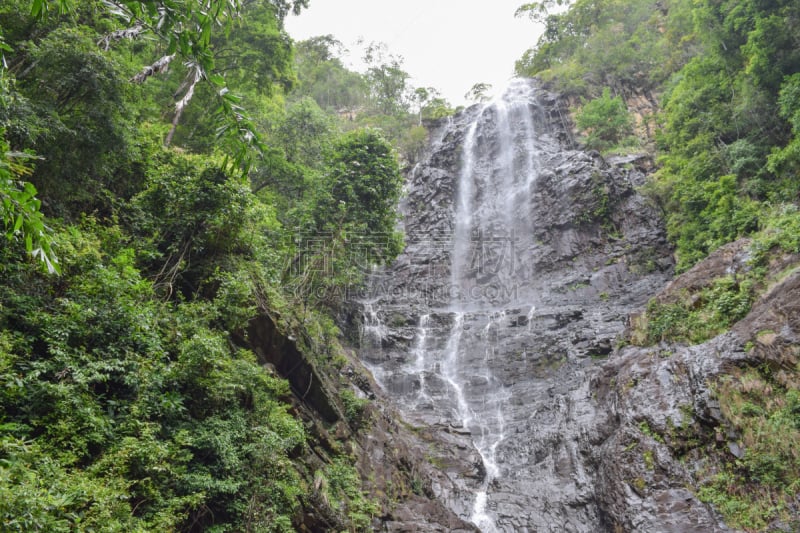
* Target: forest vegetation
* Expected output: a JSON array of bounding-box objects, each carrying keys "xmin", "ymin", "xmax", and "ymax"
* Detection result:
[{"xmin": 0, "ymin": 0, "xmax": 453, "ymax": 530}]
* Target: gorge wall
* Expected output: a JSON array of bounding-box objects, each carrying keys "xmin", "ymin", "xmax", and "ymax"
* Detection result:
[{"xmin": 351, "ymin": 79, "xmax": 741, "ymax": 531}]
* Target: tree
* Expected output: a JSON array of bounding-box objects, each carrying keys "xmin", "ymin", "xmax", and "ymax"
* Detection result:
[
  {"xmin": 653, "ymin": 0, "xmax": 800, "ymax": 270},
  {"xmin": 768, "ymin": 73, "xmax": 800, "ymax": 179},
  {"xmin": 412, "ymin": 87, "xmax": 432, "ymax": 125},
  {"xmin": 410, "ymin": 87, "xmax": 453, "ymax": 125},
  {"xmin": 575, "ymin": 87, "xmax": 633, "ymax": 151},
  {"xmin": 0, "ymin": 2, "xmax": 386, "ymax": 531},
  {"xmin": 293, "ymin": 36, "xmax": 368, "ymax": 112},
  {"xmin": 422, "ymin": 97, "xmax": 454, "ymax": 121},
  {"xmin": 316, "ymin": 128, "xmax": 403, "ymax": 258},
  {"xmin": 165, "ymin": 0, "xmax": 299, "ymax": 153},
  {"xmin": 0, "ymin": 130, "xmax": 58, "ymax": 273},
  {"xmin": 274, "ymin": 97, "xmax": 336, "ymax": 168},
  {"xmin": 465, "ymin": 82, "xmax": 493, "ymax": 103},
  {"xmin": 28, "ymin": 0, "xmax": 308, "ymax": 173},
  {"xmin": 363, "ymin": 42, "xmax": 410, "ymax": 115},
  {"xmin": 514, "ymin": 0, "xmax": 571, "ymax": 24},
  {"xmin": 289, "ymin": 128, "xmax": 403, "ymax": 305},
  {"xmin": 3, "ymin": 26, "xmax": 138, "ymax": 216},
  {"xmin": 0, "ymin": 33, "xmax": 58, "ymax": 272},
  {"xmin": 514, "ymin": 0, "xmax": 688, "ymax": 94}
]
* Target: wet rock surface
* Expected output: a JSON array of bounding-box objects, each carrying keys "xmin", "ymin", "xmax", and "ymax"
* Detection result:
[
  {"xmin": 347, "ymin": 79, "xmax": 799, "ymax": 532},
  {"xmin": 594, "ymin": 242, "xmax": 800, "ymax": 532},
  {"xmin": 347, "ymin": 79, "xmax": 692, "ymax": 531},
  {"xmin": 242, "ymin": 312, "xmax": 474, "ymax": 532}
]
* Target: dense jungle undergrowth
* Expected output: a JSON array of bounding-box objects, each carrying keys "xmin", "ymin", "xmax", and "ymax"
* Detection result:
[{"xmin": 0, "ymin": 0, "xmax": 452, "ymax": 530}]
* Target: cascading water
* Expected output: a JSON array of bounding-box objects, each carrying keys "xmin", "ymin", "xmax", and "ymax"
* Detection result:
[
  {"xmin": 408, "ymin": 313, "xmax": 431, "ymax": 410},
  {"xmin": 360, "ymin": 300, "xmax": 386, "ymax": 346},
  {"xmin": 356, "ymin": 77, "xmax": 679, "ymax": 531},
  {"xmin": 444, "ymin": 81, "xmax": 540, "ymax": 530},
  {"xmin": 360, "ymin": 80, "xmax": 545, "ymax": 530}
]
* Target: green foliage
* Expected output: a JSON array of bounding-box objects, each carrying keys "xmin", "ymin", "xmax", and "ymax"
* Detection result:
[
  {"xmin": 274, "ymin": 97, "xmax": 336, "ymax": 168},
  {"xmin": 652, "ymin": 0, "xmax": 800, "ymax": 270},
  {"xmin": 1, "ymin": 23, "xmax": 140, "ymax": 216},
  {"xmin": 0, "ymin": 220, "xmax": 310, "ymax": 530},
  {"xmin": 768, "ymin": 73, "xmax": 800, "ymax": 177},
  {"xmin": 340, "ymin": 388, "xmax": 370, "ymax": 429},
  {"xmin": 0, "ymin": 1, "xmax": 437, "ymax": 530},
  {"xmin": 292, "ymin": 35, "xmax": 368, "ymax": 112},
  {"xmin": 631, "ymin": 205, "xmax": 800, "ymax": 347},
  {"xmin": 315, "ymin": 128, "xmax": 404, "ymax": 265},
  {"xmin": 698, "ymin": 368, "xmax": 800, "ymax": 531},
  {"xmin": 317, "ymin": 128, "xmax": 403, "ymax": 243},
  {"xmin": 163, "ymin": 0, "xmax": 300, "ymax": 163},
  {"xmin": 515, "ymin": 0, "xmax": 691, "ymax": 93},
  {"xmin": 514, "ymin": 1, "xmax": 570, "ymax": 25},
  {"xmin": 420, "ymin": 97, "xmax": 454, "ymax": 121},
  {"xmin": 288, "ymin": 128, "xmax": 404, "ymax": 306},
  {"xmin": 661, "ymin": 173, "xmax": 761, "ymax": 272},
  {"xmin": 30, "ymin": 0, "xmax": 306, "ymax": 175},
  {"xmin": 363, "ymin": 42, "xmax": 410, "ymax": 116},
  {"xmin": 0, "ymin": 436, "xmax": 139, "ymax": 532},
  {"xmin": 638, "ymin": 276, "xmax": 753, "ymax": 345},
  {"xmin": 400, "ymin": 124, "xmax": 429, "ymax": 165},
  {"xmin": 465, "ymin": 82, "xmax": 493, "ymax": 103},
  {"xmin": 750, "ymin": 205, "xmax": 800, "ymax": 264},
  {"xmin": 519, "ymin": 0, "xmax": 800, "ymax": 271},
  {"xmin": 320, "ymin": 459, "xmax": 380, "ymax": 529},
  {"xmin": 0, "ymin": 130, "xmax": 58, "ymax": 273},
  {"xmin": 131, "ymin": 153, "xmax": 255, "ymax": 297},
  {"xmin": 291, "ymin": 36, "xmax": 455, "ymax": 165},
  {"xmin": 574, "ymin": 87, "xmax": 634, "ymax": 152}
]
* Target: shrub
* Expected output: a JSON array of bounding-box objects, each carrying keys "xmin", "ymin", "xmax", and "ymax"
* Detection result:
[{"xmin": 575, "ymin": 88, "xmax": 634, "ymax": 152}]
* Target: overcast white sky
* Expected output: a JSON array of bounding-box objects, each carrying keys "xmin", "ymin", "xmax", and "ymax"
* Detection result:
[{"xmin": 284, "ymin": 1, "xmax": 544, "ymax": 106}]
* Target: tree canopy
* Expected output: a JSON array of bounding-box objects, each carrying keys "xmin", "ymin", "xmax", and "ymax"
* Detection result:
[{"xmin": 0, "ymin": 0, "xmax": 423, "ymax": 530}]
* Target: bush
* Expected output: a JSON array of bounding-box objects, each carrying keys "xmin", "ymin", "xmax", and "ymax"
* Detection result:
[
  {"xmin": 340, "ymin": 388, "xmax": 370, "ymax": 429},
  {"xmin": 634, "ymin": 275, "xmax": 754, "ymax": 346},
  {"xmin": 322, "ymin": 459, "xmax": 379, "ymax": 529},
  {"xmin": 575, "ymin": 88, "xmax": 635, "ymax": 152},
  {"xmin": 698, "ymin": 368, "xmax": 800, "ymax": 531}
]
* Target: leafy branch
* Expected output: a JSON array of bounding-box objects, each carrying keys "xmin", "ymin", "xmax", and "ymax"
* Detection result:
[
  {"xmin": 31, "ymin": 0, "xmax": 285, "ymax": 175},
  {"xmin": 0, "ymin": 132, "xmax": 59, "ymax": 273}
]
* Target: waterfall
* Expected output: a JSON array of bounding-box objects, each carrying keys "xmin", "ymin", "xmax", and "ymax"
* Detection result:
[
  {"xmin": 359, "ymin": 300, "xmax": 389, "ymax": 389},
  {"xmin": 443, "ymin": 80, "xmax": 542, "ymax": 529},
  {"xmin": 355, "ymin": 78, "xmax": 678, "ymax": 531},
  {"xmin": 360, "ymin": 300, "xmax": 386, "ymax": 347},
  {"xmin": 359, "ymin": 79, "xmax": 547, "ymax": 531},
  {"xmin": 467, "ymin": 311, "xmax": 509, "ymax": 532},
  {"xmin": 409, "ymin": 313, "xmax": 432, "ymax": 411},
  {"xmin": 442, "ymin": 312, "xmax": 471, "ymax": 428}
]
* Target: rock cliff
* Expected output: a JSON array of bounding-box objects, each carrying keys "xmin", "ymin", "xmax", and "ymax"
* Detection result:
[{"xmin": 348, "ymin": 78, "xmax": 798, "ymax": 532}]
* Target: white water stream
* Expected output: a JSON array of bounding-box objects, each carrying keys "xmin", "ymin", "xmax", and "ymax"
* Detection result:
[
  {"xmin": 361, "ymin": 80, "xmax": 545, "ymax": 531},
  {"xmin": 447, "ymin": 81, "xmax": 541, "ymax": 530}
]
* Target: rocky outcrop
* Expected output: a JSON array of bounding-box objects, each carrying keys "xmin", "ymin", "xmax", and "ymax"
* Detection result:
[
  {"xmin": 593, "ymin": 241, "xmax": 800, "ymax": 532},
  {"xmin": 560, "ymin": 80, "xmax": 661, "ymax": 147},
  {"xmin": 242, "ymin": 312, "xmax": 474, "ymax": 531},
  {"xmin": 248, "ymin": 314, "xmax": 341, "ymax": 423},
  {"xmin": 348, "ymin": 78, "xmax": 799, "ymax": 532},
  {"xmin": 350, "ymin": 79, "xmax": 679, "ymax": 531}
]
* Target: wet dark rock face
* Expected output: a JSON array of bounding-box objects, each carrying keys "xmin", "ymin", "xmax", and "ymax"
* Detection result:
[
  {"xmin": 594, "ymin": 241, "xmax": 800, "ymax": 533},
  {"xmin": 347, "ymin": 79, "xmax": 739, "ymax": 531}
]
